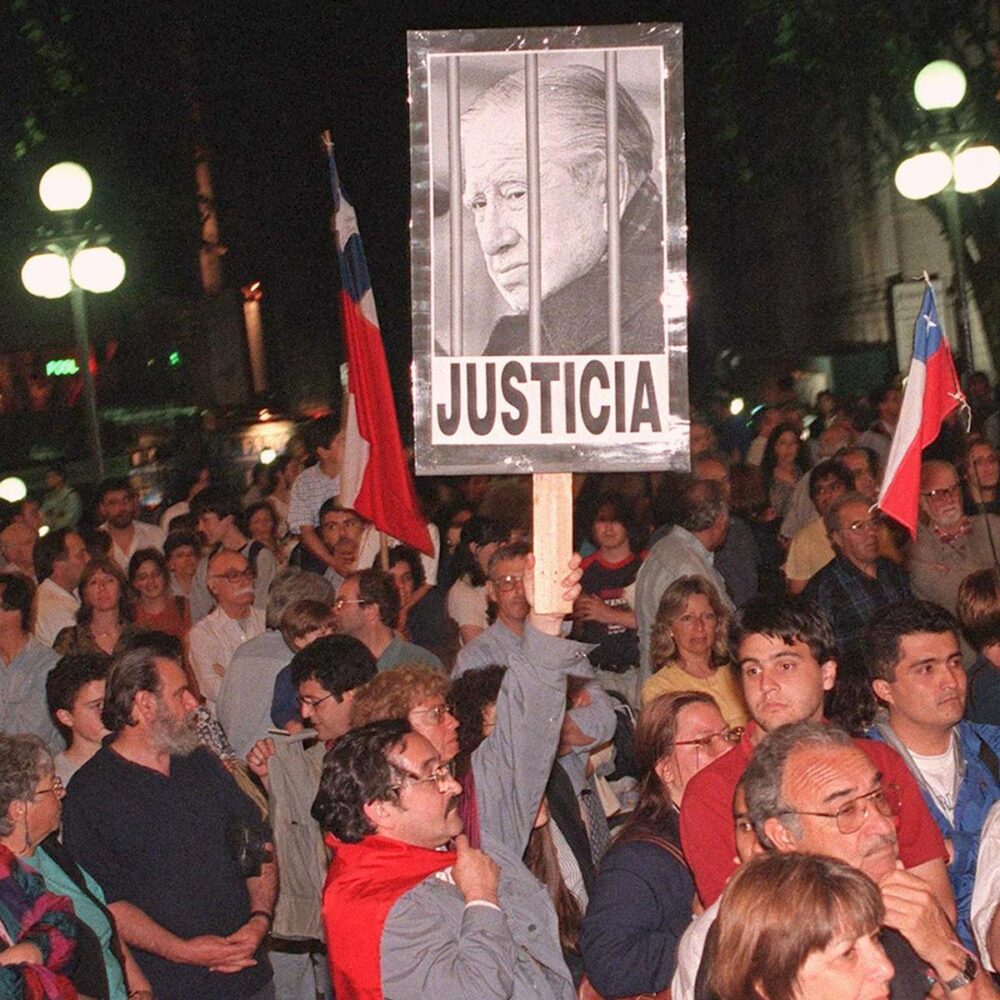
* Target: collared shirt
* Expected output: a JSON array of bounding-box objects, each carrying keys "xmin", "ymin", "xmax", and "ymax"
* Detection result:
[
  {"xmin": 102, "ymin": 520, "xmax": 167, "ymax": 572},
  {"xmin": 34, "ymin": 578, "xmax": 80, "ymax": 649},
  {"xmin": 0, "ymin": 637, "xmax": 61, "ymax": 752},
  {"xmin": 804, "ymin": 555, "xmax": 912, "ymax": 663},
  {"xmin": 188, "ymin": 606, "xmax": 266, "ymax": 710},
  {"xmin": 287, "ymin": 464, "xmax": 339, "ymax": 533},
  {"xmin": 634, "ymin": 526, "xmax": 732, "ymax": 682}
]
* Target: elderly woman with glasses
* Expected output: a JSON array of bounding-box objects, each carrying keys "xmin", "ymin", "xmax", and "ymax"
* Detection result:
[
  {"xmin": 53, "ymin": 557, "xmax": 138, "ymax": 658},
  {"xmin": 0, "ymin": 733, "xmax": 152, "ymax": 1000},
  {"xmin": 641, "ymin": 575, "xmax": 749, "ymax": 729},
  {"xmin": 580, "ymin": 691, "xmax": 737, "ymax": 1000}
]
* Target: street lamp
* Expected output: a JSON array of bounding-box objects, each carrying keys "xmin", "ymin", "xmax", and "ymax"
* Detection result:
[
  {"xmin": 20, "ymin": 162, "xmax": 125, "ymax": 479},
  {"xmin": 893, "ymin": 60, "xmax": 1000, "ymax": 375}
]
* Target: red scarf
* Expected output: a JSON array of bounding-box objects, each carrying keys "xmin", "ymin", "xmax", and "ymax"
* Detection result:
[{"xmin": 322, "ymin": 834, "xmax": 457, "ymax": 1000}]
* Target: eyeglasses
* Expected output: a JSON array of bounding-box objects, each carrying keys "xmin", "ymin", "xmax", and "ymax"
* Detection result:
[
  {"xmin": 390, "ymin": 761, "xmax": 455, "ymax": 794},
  {"xmin": 34, "ymin": 776, "xmax": 64, "ymax": 798},
  {"xmin": 921, "ymin": 483, "xmax": 961, "ymax": 501},
  {"xmin": 844, "ymin": 516, "xmax": 881, "ymax": 534},
  {"xmin": 210, "ymin": 568, "xmax": 256, "ymax": 583},
  {"xmin": 492, "ymin": 574, "xmax": 525, "ymax": 593},
  {"xmin": 334, "ymin": 596, "xmax": 368, "ymax": 610},
  {"xmin": 778, "ymin": 783, "xmax": 901, "ymax": 835},
  {"xmin": 675, "ymin": 727, "xmax": 743, "ymax": 750},
  {"xmin": 409, "ymin": 704, "xmax": 453, "ymax": 725},
  {"xmin": 296, "ymin": 691, "xmax": 338, "ymax": 709}
]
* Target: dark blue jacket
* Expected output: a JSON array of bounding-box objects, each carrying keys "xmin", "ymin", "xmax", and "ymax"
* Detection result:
[{"xmin": 579, "ymin": 829, "xmax": 693, "ymax": 998}]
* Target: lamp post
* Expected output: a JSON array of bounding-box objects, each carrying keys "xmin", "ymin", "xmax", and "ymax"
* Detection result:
[
  {"xmin": 20, "ymin": 162, "xmax": 126, "ymax": 480},
  {"xmin": 893, "ymin": 60, "xmax": 1000, "ymax": 376}
]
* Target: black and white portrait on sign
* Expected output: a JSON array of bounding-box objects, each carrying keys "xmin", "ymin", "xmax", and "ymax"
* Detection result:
[{"xmin": 409, "ymin": 24, "xmax": 689, "ymax": 475}]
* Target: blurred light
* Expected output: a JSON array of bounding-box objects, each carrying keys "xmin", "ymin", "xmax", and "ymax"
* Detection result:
[
  {"xmin": 0, "ymin": 477, "xmax": 27, "ymax": 503},
  {"xmin": 71, "ymin": 247, "xmax": 125, "ymax": 293},
  {"xmin": 259, "ymin": 448, "xmax": 278, "ymax": 465},
  {"xmin": 258, "ymin": 408, "xmax": 273, "ymax": 421},
  {"xmin": 38, "ymin": 162, "xmax": 93, "ymax": 212},
  {"xmin": 729, "ymin": 397, "xmax": 745, "ymax": 416},
  {"xmin": 913, "ymin": 60, "xmax": 967, "ymax": 111},
  {"xmin": 954, "ymin": 144, "xmax": 1000, "ymax": 193},
  {"xmin": 46, "ymin": 358, "xmax": 80, "ymax": 377},
  {"xmin": 37, "ymin": 524, "xmax": 50, "ymax": 538},
  {"xmin": 894, "ymin": 151, "xmax": 952, "ymax": 199},
  {"xmin": 169, "ymin": 351, "xmax": 181, "ymax": 367},
  {"xmin": 21, "ymin": 253, "xmax": 71, "ymax": 299}
]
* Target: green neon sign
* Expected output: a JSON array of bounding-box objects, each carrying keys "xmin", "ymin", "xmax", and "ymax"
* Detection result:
[{"xmin": 46, "ymin": 358, "xmax": 80, "ymax": 376}]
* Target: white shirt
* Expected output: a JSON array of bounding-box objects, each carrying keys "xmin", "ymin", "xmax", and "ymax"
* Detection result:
[
  {"xmin": 910, "ymin": 736, "xmax": 958, "ymax": 825},
  {"xmin": 102, "ymin": 520, "xmax": 167, "ymax": 572},
  {"xmin": 188, "ymin": 605, "xmax": 266, "ymax": 711},
  {"xmin": 34, "ymin": 578, "xmax": 80, "ymax": 648},
  {"xmin": 671, "ymin": 897, "xmax": 720, "ymax": 1000},
  {"xmin": 972, "ymin": 799, "xmax": 1000, "ymax": 971}
]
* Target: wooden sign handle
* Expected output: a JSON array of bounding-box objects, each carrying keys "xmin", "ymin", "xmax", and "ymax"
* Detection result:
[{"xmin": 531, "ymin": 472, "xmax": 574, "ymax": 616}]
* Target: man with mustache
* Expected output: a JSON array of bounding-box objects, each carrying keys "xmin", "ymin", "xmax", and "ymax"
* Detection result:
[
  {"xmin": 865, "ymin": 600, "xmax": 1000, "ymax": 951},
  {"xmin": 742, "ymin": 722, "xmax": 998, "ymax": 999},
  {"xmin": 316, "ymin": 500, "xmax": 365, "ymax": 591},
  {"xmin": 63, "ymin": 645, "xmax": 276, "ymax": 1000},
  {"xmin": 908, "ymin": 460, "xmax": 1000, "ymax": 615},
  {"xmin": 313, "ymin": 557, "xmax": 588, "ymax": 998},
  {"xmin": 189, "ymin": 548, "xmax": 266, "ymax": 713}
]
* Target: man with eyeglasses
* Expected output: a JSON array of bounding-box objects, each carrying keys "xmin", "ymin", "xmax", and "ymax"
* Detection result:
[
  {"xmin": 247, "ymin": 635, "xmax": 377, "ymax": 1000},
  {"xmin": 189, "ymin": 549, "xmax": 266, "ymax": 712},
  {"xmin": 742, "ymin": 722, "xmax": 999, "ymax": 999},
  {"xmin": 333, "ymin": 568, "xmax": 442, "ymax": 672},
  {"xmin": 864, "ymin": 601, "xmax": 1000, "ymax": 953},
  {"xmin": 680, "ymin": 598, "xmax": 952, "ymax": 912},
  {"xmin": 804, "ymin": 491, "xmax": 912, "ymax": 667},
  {"xmin": 313, "ymin": 557, "xmax": 590, "ymax": 999},
  {"xmin": 908, "ymin": 460, "xmax": 1000, "ymax": 615}
]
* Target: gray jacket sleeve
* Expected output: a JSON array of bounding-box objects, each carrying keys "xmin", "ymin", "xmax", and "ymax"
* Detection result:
[
  {"xmin": 472, "ymin": 625, "xmax": 592, "ymax": 859},
  {"xmin": 381, "ymin": 888, "xmax": 516, "ymax": 1000}
]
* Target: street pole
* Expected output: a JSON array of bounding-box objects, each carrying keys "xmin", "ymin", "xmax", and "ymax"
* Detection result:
[
  {"xmin": 942, "ymin": 186, "xmax": 976, "ymax": 379},
  {"xmin": 68, "ymin": 283, "xmax": 106, "ymax": 479}
]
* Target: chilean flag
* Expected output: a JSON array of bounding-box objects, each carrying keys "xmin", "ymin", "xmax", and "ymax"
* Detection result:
[
  {"xmin": 326, "ymin": 137, "xmax": 433, "ymax": 555},
  {"xmin": 877, "ymin": 281, "xmax": 965, "ymax": 536}
]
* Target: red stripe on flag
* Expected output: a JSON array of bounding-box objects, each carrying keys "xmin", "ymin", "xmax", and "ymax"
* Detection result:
[{"xmin": 340, "ymin": 291, "xmax": 433, "ymax": 555}]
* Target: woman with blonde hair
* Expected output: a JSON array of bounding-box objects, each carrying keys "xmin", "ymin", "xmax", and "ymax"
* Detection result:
[
  {"xmin": 641, "ymin": 575, "xmax": 748, "ymax": 728},
  {"xmin": 706, "ymin": 853, "xmax": 892, "ymax": 1000}
]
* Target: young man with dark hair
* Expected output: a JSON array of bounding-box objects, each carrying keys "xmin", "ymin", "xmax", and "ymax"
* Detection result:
[
  {"xmin": 314, "ymin": 499, "xmax": 366, "ymax": 590},
  {"xmin": 45, "ymin": 652, "xmax": 110, "ymax": 784},
  {"xmin": 247, "ymin": 634, "xmax": 378, "ymax": 1000},
  {"xmin": 33, "ymin": 527, "xmax": 90, "ymax": 648},
  {"xmin": 679, "ymin": 596, "xmax": 952, "ymax": 912},
  {"xmin": 333, "ymin": 568, "xmax": 442, "ymax": 672},
  {"xmin": 288, "ymin": 413, "xmax": 344, "ymax": 575},
  {"xmin": 865, "ymin": 599, "xmax": 1000, "ymax": 950}
]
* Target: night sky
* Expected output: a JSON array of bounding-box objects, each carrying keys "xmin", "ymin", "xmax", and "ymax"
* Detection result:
[{"xmin": 1, "ymin": 0, "xmax": 742, "ymax": 416}]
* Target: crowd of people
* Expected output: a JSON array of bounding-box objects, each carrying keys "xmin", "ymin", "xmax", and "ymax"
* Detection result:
[{"xmin": 4, "ymin": 379, "xmax": 1000, "ymax": 998}]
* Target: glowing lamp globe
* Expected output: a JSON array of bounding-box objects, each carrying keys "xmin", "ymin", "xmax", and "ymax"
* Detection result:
[
  {"xmin": 729, "ymin": 398, "xmax": 745, "ymax": 416},
  {"xmin": 954, "ymin": 145, "xmax": 1000, "ymax": 194},
  {"xmin": 71, "ymin": 247, "xmax": 125, "ymax": 293},
  {"xmin": 0, "ymin": 478, "xmax": 27, "ymax": 504},
  {"xmin": 894, "ymin": 151, "xmax": 952, "ymax": 200},
  {"xmin": 913, "ymin": 60, "xmax": 967, "ymax": 111},
  {"xmin": 21, "ymin": 254, "xmax": 71, "ymax": 299},
  {"xmin": 259, "ymin": 448, "xmax": 278, "ymax": 465},
  {"xmin": 38, "ymin": 162, "xmax": 92, "ymax": 213}
]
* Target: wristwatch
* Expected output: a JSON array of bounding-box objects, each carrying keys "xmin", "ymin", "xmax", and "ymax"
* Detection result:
[{"xmin": 943, "ymin": 951, "xmax": 978, "ymax": 992}]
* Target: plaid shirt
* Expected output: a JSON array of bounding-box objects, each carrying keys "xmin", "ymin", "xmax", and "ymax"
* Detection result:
[{"xmin": 804, "ymin": 555, "xmax": 913, "ymax": 666}]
